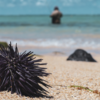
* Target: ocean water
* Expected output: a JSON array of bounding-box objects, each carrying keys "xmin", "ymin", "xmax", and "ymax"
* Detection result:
[{"xmin": 0, "ymin": 15, "xmax": 100, "ymax": 55}]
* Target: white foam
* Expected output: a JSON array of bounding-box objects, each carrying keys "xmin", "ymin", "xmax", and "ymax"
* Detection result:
[{"xmin": 1, "ymin": 38, "xmax": 100, "ymax": 49}]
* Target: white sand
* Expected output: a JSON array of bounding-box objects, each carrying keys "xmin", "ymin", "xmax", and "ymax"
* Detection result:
[{"xmin": 0, "ymin": 55, "xmax": 100, "ymax": 100}]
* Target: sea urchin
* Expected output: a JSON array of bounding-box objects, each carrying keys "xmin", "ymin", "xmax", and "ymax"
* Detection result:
[{"xmin": 0, "ymin": 42, "xmax": 50, "ymax": 97}]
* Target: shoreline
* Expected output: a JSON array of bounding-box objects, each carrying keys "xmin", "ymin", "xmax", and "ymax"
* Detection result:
[{"xmin": 18, "ymin": 46, "xmax": 100, "ymax": 57}]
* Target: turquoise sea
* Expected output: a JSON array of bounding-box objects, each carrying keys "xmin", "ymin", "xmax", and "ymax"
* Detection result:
[{"xmin": 0, "ymin": 15, "xmax": 100, "ymax": 55}]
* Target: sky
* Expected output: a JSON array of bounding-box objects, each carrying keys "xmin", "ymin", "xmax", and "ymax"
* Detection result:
[{"xmin": 0, "ymin": 0, "xmax": 100, "ymax": 15}]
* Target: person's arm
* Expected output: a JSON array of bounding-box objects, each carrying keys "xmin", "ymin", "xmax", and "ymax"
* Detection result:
[
  {"xmin": 50, "ymin": 11, "xmax": 57, "ymax": 17},
  {"xmin": 50, "ymin": 14, "xmax": 53, "ymax": 17},
  {"xmin": 59, "ymin": 12, "xmax": 63, "ymax": 17},
  {"xmin": 61, "ymin": 13, "xmax": 63, "ymax": 17}
]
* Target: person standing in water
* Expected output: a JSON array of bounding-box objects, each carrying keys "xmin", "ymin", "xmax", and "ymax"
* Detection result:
[{"xmin": 50, "ymin": 6, "xmax": 63, "ymax": 24}]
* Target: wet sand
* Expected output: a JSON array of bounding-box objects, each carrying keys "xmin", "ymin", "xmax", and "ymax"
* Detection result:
[{"xmin": 0, "ymin": 55, "xmax": 100, "ymax": 100}]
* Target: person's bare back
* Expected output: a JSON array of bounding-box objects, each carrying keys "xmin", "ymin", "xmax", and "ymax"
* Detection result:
[{"xmin": 50, "ymin": 7, "xmax": 63, "ymax": 24}]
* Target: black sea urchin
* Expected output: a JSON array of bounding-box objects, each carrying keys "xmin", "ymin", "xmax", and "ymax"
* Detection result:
[{"xmin": 0, "ymin": 42, "xmax": 50, "ymax": 97}]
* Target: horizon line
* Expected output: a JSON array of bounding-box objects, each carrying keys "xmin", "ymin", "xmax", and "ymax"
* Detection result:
[{"xmin": 0, "ymin": 14, "xmax": 100, "ymax": 16}]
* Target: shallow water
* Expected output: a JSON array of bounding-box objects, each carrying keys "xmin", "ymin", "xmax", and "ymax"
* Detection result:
[{"xmin": 0, "ymin": 15, "xmax": 100, "ymax": 55}]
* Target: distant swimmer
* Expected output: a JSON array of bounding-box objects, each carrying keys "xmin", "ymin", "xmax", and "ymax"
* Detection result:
[{"xmin": 50, "ymin": 6, "xmax": 63, "ymax": 24}]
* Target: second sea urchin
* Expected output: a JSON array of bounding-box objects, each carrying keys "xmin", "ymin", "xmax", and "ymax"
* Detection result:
[{"xmin": 0, "ymin": 42, "xmax": 50, "ymax": 97}]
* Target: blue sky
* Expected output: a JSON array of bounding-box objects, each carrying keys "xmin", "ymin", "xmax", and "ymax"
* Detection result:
[{"xmin": 0, "ymin": 0, "xmax": 100, "ymax": 15}]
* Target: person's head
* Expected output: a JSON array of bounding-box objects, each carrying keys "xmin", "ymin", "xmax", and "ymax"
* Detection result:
[{"xmin": 54, "ymin": 6, "xmax": 59, "ymax": 10}]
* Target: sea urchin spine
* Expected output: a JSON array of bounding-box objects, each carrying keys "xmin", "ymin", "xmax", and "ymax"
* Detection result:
[{"xmin": 0, "ymin": 42, "xmax": 50, "ymax": 97}]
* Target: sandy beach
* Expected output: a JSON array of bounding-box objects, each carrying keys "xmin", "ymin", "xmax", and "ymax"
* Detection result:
[
  {"xmin": 0, "ymin": 55, "xmax": 100, "ymax": 100},
  {"xmin": 0, "ymin": 1, "xmax": 100, "ymax": 99}
]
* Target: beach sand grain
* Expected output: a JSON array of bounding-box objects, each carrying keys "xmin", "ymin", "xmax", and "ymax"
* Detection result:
[{"xmin": 0, "ymin": 55, "xmax": 100, "ymax": 100}]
